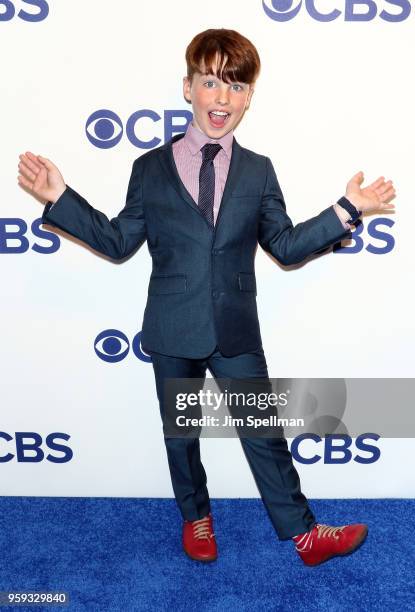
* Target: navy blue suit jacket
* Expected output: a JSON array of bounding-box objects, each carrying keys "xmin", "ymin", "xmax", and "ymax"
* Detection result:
[{"xmin": 42, "ymin": 133, "xmax": 349, "ymax": 358}]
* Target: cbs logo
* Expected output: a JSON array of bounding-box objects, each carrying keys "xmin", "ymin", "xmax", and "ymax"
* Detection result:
[
  {"xmin": 94, "ymin": 329, "xmax": 151, "ymax": 363},
  {"xmin": 86, "ymin": 109, "xmax": 193, "ymax": 150},
  {"xmin": 290, "ymin": 433, "xmax": 381, "ymax": 464},
  {"xmin": 334, "ymin": 217, "xmax": 395, "ymax": 254},
  {"xmin": 0, "ymin": 432, "xmax": 72, "ymax": 463},
  {"xmin": 0, "ymin": 218, "xmax": 60, "ymax": 254},
  {"xmin": 0, "ymin": 0, "xmax": 49, "ymax": 21},
  {"xmin": 262, "ymin": 0, "xmax": 411, "ymax": 22}
]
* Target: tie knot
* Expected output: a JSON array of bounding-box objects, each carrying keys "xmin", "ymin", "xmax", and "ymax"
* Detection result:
[{"xmin": 201, "ymin": 143, "xmax": 222, "ymax": 162}]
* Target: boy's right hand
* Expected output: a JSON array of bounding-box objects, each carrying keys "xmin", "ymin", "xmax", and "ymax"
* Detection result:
[{"xmin": 18, "ymin": 151, "xmax": 66, "ymax": 205}]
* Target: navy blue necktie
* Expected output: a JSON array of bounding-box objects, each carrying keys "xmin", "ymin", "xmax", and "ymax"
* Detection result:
[{"xmin": 198, "ymin": 143, "xmax": 222, "ymax": 227}]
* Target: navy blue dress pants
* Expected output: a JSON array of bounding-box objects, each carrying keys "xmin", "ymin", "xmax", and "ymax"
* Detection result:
[{"xmin": 149, "ymin": 345, "xmax": 316, "ymax": 540}]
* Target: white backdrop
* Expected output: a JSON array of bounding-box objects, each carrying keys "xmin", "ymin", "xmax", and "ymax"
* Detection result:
[{"xmin": 2, "ymin": 0, "xmax": 414, "ymax": 497}]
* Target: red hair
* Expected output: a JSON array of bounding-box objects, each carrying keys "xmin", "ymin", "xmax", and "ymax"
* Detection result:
[{"xmin": 185, "ymin": 29, "xmax": 261, "ymax": 85}]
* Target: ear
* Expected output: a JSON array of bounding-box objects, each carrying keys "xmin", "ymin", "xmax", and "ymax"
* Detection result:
[
  {"xmin": 245, "ymin": 86, "xmax": 255, "ymax": 110},
  {"xmin": 183, "ymin": 76, "xmax": 192, "ymax": 103}
]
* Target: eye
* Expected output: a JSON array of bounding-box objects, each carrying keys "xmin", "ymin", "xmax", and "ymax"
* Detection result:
[
  {"xmin": 231, "ymin": 84, "xmax": 243, "ymax": 91},
  {"xmin": 204, "ymin": 80, "xmax": 216, "ymax": 88}
]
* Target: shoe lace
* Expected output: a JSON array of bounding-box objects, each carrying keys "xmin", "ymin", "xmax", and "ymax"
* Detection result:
[
  {"xmin": 191, "ymin": 515, "xmax": 214, "ymax": 541},
  {"xmin": 295, "ymin": 523, "xmax": 346, "ymax": 552},
  {"xmin": 316, "ymin": 523, "xmax": 346, "ymax": 540}
]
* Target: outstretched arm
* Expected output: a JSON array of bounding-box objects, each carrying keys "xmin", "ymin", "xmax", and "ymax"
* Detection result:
[
  {"xmin": 258, "ymin": 158, "xmax": 395, "ymax": 266},
  {"xmin": 18, "ymin": 152, "xmax": 147, "ymax": 260}
]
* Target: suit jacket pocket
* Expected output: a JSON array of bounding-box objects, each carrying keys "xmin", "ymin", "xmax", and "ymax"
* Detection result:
[
  {"xmin": 148, "ymin": 274, "xmax": 187, "ymax": 295},
  {"xmin": 238, "ymin": 272, "xmax": 257, "ymax": 294}
]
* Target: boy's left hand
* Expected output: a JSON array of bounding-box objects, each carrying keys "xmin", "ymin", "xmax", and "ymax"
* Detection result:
[{"xmin": 345, "ymin": 171, "xmax": 396, "ymax": 212}]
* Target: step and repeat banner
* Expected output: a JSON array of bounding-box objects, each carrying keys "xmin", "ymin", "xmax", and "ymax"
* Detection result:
[{"xmin": 2, "ymin": 1, "xmax": 414, "ymax": 498}]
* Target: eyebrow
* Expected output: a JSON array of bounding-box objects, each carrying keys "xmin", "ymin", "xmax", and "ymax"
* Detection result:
[{"xmin": 202, "ymin": 73, "xmax": 245, "ymax": 85}]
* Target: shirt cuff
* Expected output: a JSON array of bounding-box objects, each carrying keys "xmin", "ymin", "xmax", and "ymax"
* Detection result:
[{"xmin": 333, "ymin": 203, "xmax": 352, "ymax": 230}]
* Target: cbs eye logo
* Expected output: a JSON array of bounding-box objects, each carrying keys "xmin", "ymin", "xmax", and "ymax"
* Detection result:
[
  {"xmin": 85, "ymin": 109, "xmax": 192, "ymax": 150},
  {"xmin": 94, "ymin": 329, "xmax": 151, "ymax": 363},
  {"xmin": 262, "ymin": 0, "xmax": 411, "ymax": 22},
  {"xmin": 86, "ymin": 110, "xmax": 123, "ymax": 150},
  {"xmin": 262, "ymin": 0, "xmax": 302, "ymax": 21},
  {"xmin": 0, "ymin": 0, "xmax": 49, "ymax": 21}
]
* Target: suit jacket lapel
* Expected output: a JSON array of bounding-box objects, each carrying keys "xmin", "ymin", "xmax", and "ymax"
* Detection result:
[
  {"xmin": 213, "ymin": 137, "xmax": 242, "ymax": 231},
  {"xmin": 158, "ymin": 133, "xmax": 201, "ymax": 216},
  {"xmin": 157, "ymin": 132, "xmax": 244, "ymax": 229}
]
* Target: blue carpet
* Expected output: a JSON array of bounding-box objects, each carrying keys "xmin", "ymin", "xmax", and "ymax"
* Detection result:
[{"xmin": 0, "ymin": 498, "xmax": 413, "ymax": 612}]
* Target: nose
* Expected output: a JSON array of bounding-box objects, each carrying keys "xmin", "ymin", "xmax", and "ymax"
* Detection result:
[{"xmin": 215, "ymin": 85, "xmax": 230, "ymax": 106}]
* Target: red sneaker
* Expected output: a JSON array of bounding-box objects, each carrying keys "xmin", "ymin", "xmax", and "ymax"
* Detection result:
[
  {"xmin": 182, "ymin": 513, "xmax": 217, "ymax": 562},
  {"xmin": 294, "ymin": 522, "xmax": 368, "ymax": 566}
]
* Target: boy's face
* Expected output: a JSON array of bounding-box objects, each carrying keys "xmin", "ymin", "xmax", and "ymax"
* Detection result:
[{"xmin": 183, "ymin": 55, "xmax": 254, "ymax": 139}]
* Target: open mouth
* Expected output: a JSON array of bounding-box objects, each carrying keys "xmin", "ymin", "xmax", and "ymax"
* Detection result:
[{"xmin": 208, "ymin": 110, "xmax": 230, "ymax": 128}]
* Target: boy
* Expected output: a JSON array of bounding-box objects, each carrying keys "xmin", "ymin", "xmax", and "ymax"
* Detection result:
[{"xmin": 18, "ymin": 28, "xmax": 395, "ymax": 566}]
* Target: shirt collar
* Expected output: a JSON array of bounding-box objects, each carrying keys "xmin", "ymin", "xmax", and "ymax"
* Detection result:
[{"xmin": 183, "ymin": 120, "xmax": 233, "ymax": 160}]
